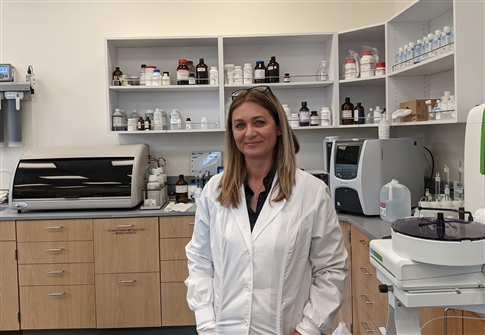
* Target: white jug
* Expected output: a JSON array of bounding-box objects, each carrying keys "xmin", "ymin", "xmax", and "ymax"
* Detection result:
[{"xmin": 380, "ymin": 179, "xmax": 411, "ymax": 222}]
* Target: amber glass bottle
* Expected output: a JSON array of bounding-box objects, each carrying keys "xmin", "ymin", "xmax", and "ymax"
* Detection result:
[
  {"xmin": 177, "ymin": 59, "xmax": 189, "ymax": 85},
  {"xmin": 175, "ymin": 174, "xmax": 189, "ymax": 203},
  {"xmin": 354, "ymin": 102, "xmax": 365, "ymax": 124},
  {"xmin": 341, "ymin": 97, "xmax": 354, "ymax": 125},
  {"xmin": 196, "ymin": 58, "xmax": 209, "ymax": 84},
  {"xmin": 267, "ymin": 56, "xmax": 280, "ymax": 83},
  {"xmin": 112, "ymin": 67, "xmax": 123, "ymax": 86}
]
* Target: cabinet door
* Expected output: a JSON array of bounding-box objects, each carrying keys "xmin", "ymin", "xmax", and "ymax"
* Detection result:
[
  {"xmin": 16, "ymin": 219, "xmax": 92, "ymax": 242},
  {"xmin": 94, "ymin": 217, "xmax": 159, "ymax": 273},
  {"xmin": 19, "ymin": 285, "xmax": 96, "ymax": 329},
  {"xmin": 463, "ymin": 311, "xmax": 484, "ymax": 335},
  {"xmin": 0, "ymin": 220, "xmax": 16, "ymax": 241},
  {"xmin": 96, "ymin": 272, "xmax": 161, "ymax": 328},
  {"xmin": 352, "ymin": 298, "xmax": 380, "ymax": 335},
  {"xmin": 0, "ymin": 241, "xmax": 20, "ymax": 330},
  {"xmin": 332, "ymin": 221, "xmax": 352, "ymax": 330},
  {"xmin": 161, "ymin": 282, "xmax": 195, "ymax": 326}
]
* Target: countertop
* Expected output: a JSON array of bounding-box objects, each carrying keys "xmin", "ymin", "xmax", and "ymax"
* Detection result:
[{"xmin": 0, "ymin": 203, "xmax": 392, "ymax": 239}]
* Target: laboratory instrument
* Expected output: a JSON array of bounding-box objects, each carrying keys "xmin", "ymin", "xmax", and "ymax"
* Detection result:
[
  {"xmin": 330, "ymin": 137, "xmax": 424, "ymax": 215},
  {"xmin": 370, "ymin": 215, "xmax": 485, "ymax": 335}
]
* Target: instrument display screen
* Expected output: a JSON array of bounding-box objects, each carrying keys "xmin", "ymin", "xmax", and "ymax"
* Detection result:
[{"xmin": 0, "ymin": 64, "xmax": 13, "ymax": 81}]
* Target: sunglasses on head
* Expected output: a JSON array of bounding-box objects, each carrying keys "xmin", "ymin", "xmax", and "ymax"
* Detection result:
[{"xmin": 231, "ymin": 85, "xmax": 274, "ymax": 101}]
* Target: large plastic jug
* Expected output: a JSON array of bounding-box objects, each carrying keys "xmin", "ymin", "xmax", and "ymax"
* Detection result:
[
  {"xmin": 331, "ymin": 322, "xmax": 352, "ymax": 335},
  {"xmin": 380, "ymin": 179, "xmax": 411, "ymax": 222}
]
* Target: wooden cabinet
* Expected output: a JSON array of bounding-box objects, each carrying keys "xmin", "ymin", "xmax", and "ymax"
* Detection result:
[
  {"xmin": 159, "ymin": 215, "xmax": 195, "ymax": 326},
  {"xmin": 93, "ymin": 217, "xmax": 161, "ymax": 328},
  {"xmin": 16, "ymin": 219, "xmax": 95, "ymax": 330},
  {"xmin": 350, "ymin": 226, "xmax": 388, "ymax": 333},
  {"xmin": 0, "ymin": 220, "xmax": 20, "ymax": 331}
]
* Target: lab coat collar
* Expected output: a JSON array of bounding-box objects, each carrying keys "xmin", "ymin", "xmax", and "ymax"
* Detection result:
[{"xmin": 230, "ymin": 172, "xmax": 286, "ymax": 247}]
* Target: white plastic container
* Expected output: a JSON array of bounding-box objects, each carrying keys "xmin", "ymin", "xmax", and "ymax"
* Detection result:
[
  {"xmin": 170, "ymin": 109, "xmax": 180, "ymax": 130},
  {"xmin": 209, "ymin": 66, "xmax": 218, "ymax": 85},
  {"xmin": 320, "ymin": 107, "xmax": 331, "ymax": 126},
  {"xmin": 331, "ymin": 322, "xmax": 352, "ymax": 335},
  {"xmin": 360, "ymin": 50, "xmax": 375, "ymax": 78},
  {"xmin": 380, "ymin": 179, "xmax": 411, "ymax": 222},
  {"xmin": 378, "ymin": 112, "xmax": 390, "ymax": 139},
  {"xmin": 233, "ymin": 65, "xmax": 243, "ymax": 84},
  {"xmin": 243, "ymin": 63, "xmax": 252, "ymax": 84},
  {"xmin": 282, "ymin": 104, "xmax": 291, "ymax": 117}
]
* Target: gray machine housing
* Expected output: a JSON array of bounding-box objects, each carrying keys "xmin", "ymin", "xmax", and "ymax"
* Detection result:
[{"xmin": 330, "ymin": 137, "xmax": 424, "ymax": 215}]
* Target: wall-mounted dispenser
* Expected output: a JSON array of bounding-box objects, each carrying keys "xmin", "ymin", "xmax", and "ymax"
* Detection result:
[{"xmin": 0, "ymin": 64, "xmax": 34, "ymax": 147}]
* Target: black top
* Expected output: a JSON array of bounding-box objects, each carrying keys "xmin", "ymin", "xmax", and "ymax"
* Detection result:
[{"xmin": 244, "ymin": 170, "xmax": 276, "ymax": 232}]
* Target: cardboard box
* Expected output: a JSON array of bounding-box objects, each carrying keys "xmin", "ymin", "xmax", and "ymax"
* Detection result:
[{"xmin": 400, "ymin": 99, "xmax": 437, "ymax": 122}]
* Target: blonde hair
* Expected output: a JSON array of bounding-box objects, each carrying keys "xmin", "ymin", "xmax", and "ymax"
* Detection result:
[{"xmin": 217, "ymin": 87, "xmax": 300, "ymax": 208}]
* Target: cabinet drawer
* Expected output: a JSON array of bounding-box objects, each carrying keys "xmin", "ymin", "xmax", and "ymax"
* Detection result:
[
  {"xmin": 19, "ymin": 285, "xmax": 96, "ymax": 329},
  {"xmin": 160, "ymin": 237, "xmax": 191, "ymax": 261},
  {"xmin": 19, "ymin": 263, "xmax": 94, "ymax": 286},
  {"xmin": 0, "ymin": 220, "xmax": 16, "ymax": 241},
  {"xmin": 352, "ymin": 275, "xmax": 387, "ymax": 329},
  {"xmin": 351, "ymin": 226, "xmax": 371, "ymax": 259},
  {"xmin": 95, "ymin": 272, "xmax": 161, "ymax": 328},
  {"xmin": 94, "ymin": 217, "xmax": 159, "ymax": 274},
  {"xmin": 161, "ymin": 260, "xmax": 188, "ymax": 282},
  {"xmin": 161, "ymin": 282, "xmax": 195, "ymax": 326},
  {"xmin": 353, "ymin": 298, "xmax": 380, "ymax": 335},
  {"xmin": 160, "ymin": 216, "xmax": 194, "ymax": 238},
  {"xmin": 352, "ymin": 252, "xmax": 388, "ymax": 308},
  {"xmin": 17, "ymin": 219, "xmax": 92, "ymax": 242},
  {"xmin": 17, "ymin": 241, "xmax": 94, "ymax": 264}
]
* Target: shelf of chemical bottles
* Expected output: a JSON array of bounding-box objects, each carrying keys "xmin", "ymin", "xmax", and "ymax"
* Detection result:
[
  {"xmin": 224, "ymin": 80, "xmax": 334, "ymax": 91},
  {"xmin": 390, "ymin": 44, "xmax": 454, "ymax": 77},
  {"xmin": 338, "ymin": 76, "xmax": 385, "ymax": 87},
  {"xmin": 115, "ymin": 123, "xmax": 225, "ymax": 134},
  {"xmin": 109, "ymin": 84, "xmax": 219, "ymax": 93}
]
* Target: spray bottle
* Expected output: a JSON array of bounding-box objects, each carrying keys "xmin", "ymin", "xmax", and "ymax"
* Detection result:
[{"xmin": 378, "ymin": 110, "xmax": 390, "ymax": 139}]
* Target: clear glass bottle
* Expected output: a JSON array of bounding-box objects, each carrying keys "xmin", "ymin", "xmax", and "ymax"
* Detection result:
[
  {"xmin": 162, "ymin": 72, "xmax": 171, "ymax": 85},
  {"xmin": 175, "ymin": 174, "xmax": 189, "ymax": 203},
  {"xmin": 196, "ymin": 58, "xmax": 209, "ymax": 84},
  {"xmin": 254, "ymin": 60, "xmax": 266, "ymax": 83},
  {"xmin": 177, "ymin": 59, "xmax": 189, "ymax": 85},
  {"xmin": 299, "ymin": 102, "xmax": 310, "ymax": 127},
  {"xmin": 316, "ymin": 60, "xmax": 329, "ymax": 81},
  {"xmin": 267, "ymin": 56, "xmax": 280, "ymax": 83},
  {"xmin": 341, "ymin": 97, "xmax": 354, "ymax": 125}
]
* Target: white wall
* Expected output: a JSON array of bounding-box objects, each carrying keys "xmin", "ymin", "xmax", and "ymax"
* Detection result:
[{"xmin": 0, "ymin": 0, "xmax": 462, "ymax": 189}]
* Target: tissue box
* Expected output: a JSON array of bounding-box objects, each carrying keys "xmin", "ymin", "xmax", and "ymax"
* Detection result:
[{"xmin": 399, "ymin": 99, "xmax": 437, "ymax": 122}]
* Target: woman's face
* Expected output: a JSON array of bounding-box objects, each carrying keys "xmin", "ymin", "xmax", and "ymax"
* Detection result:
[{"xmin": 232, "ymin": 101, "xmax": 281, "ymax": 161}]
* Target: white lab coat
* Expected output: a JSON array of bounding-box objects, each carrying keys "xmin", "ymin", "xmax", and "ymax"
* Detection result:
[{"xmin": 185, "ymin": 169, "xmax": 348, "ymax": 335}]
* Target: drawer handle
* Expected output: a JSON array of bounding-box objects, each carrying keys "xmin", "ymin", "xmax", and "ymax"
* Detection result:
[
  {"xmin": 117, "ymin": 224, "xmax": 134, "ymax": 228},
  {"xmin": 47, "ymin": 270, "xmax": 64, "ymax": 274},
  {"xmin": 48, "ymin": 292, "xmax": 65, "ymax": 296},
  {"xmin": 45, "ymin": 225, "xmax": 63, "ymax": 230},
  {"xmin": 118, "ymin": 279, "xmax": 136, "ymax": 283},
  {"xmin": 360, "ymin": 267, "xmax": 372, "ymax": 276},
  {"xmin": 359, "ymin": 239, "xmax": 369, "ymax": 248},
  {"xmin": 360, "ymin": 294, "xmax": 374, "ymax": 304},
  {"xmin": 361, "ymin": 322, "xmax": 373, "ymax": 333},
  {"xmin": 45, "ymin": 248, "xmax": 63, "ymax": 252},
  {"xmin": 189, "ymin": 222, "xmax": 195, "ymax": 225}
]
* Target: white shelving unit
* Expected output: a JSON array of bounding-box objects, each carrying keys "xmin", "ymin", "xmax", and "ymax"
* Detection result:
[
  {"xmin": 104, "ymin": 0, "xmax": 484, "ymax": 134},
  {"xmin": 386, "ymin": 0, "xmax": 484, "ymax": 123}
]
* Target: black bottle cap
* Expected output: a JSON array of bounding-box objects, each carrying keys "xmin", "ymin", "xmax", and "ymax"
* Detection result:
[
  {"xmin": 270, "ymin": 56, "xmax": 276, "ymax": 61},
  {"xmin": 179, "ymin": 174, "xmax": 184, "ymax": 179},
  {"xmin": 301, "ymin": 102, "xmax": 307, "ymax": 106}
]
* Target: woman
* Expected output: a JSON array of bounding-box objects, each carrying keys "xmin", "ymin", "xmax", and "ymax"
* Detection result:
[{"xmin": 185, "ymin": 86, "xmax": 348, "ymax": 335}]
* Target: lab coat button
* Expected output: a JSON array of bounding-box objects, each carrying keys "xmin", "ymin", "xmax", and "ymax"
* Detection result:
[
  {"xmin": 246, "ymin": 251, "xmax": 250, "ymax": 257},
  {"xmin": 245, "ymin": 284, "xmax": 251, "ymax": 291},
  {"xmin": 244, "ymin": 320, "xmax": 249, "ymax": 326}
]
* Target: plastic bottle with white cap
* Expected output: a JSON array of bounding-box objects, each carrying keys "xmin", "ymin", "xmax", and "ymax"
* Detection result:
[{"xmin": 380, "ymin": 179, "xmax": 411, "ymax": 222}]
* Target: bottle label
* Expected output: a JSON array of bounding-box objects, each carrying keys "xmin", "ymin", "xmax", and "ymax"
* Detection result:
[
  {"xmin": 311, "ymin": 116, "xmax": 319, "ymax": 125},
  {"xmin": 113, "ymin": 117, "xmax": 122, "ymax": 127},
  {"xmin": 342, "ymin": 110, "xmax": 352, "ymax": 118},
  {"xmin": 254, "ymin": 69, "xmax": 265, "ymax": 79},
  {"xmin": 197, "ymin": 68, "xmax": 206, "ymax": 72},
  {"xmin": 176, "ymin": 185, "xmax": 188, "ymax": 193},
  {"xmin": 177, "ymin": 70, "xmax": 189, "ymax": 81}
]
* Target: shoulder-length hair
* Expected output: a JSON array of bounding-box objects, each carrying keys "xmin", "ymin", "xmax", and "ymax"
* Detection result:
[{"xmin": 217, "ymin": 86, "xmax": 300, "ymax": 208}]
